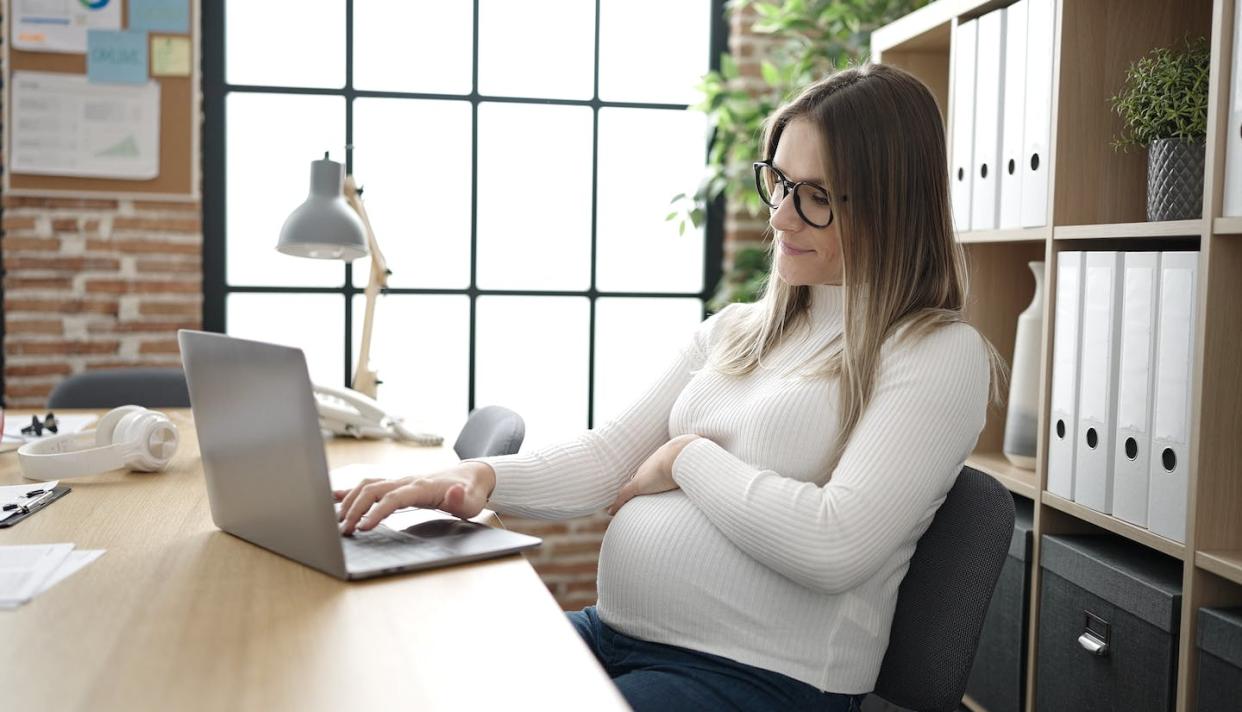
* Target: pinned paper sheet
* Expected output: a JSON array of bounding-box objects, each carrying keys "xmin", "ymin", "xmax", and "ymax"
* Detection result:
[
  {"xmin": 129, "ymin": 0, "xmax": 190, "ymax": 33},
  {"xmin": 11, "ymin": 0, "xmax": 122, "ymax": 53},
  {"xmin": 87, "ymin": 30, "xmax": 150, "ymax": 85},
  {"xmin": 152, "ymin": 36, "xmax": 192, "ymax": 77},
  {"xmin": 10, "ymin": 71, "xmax": 161, "ymax": 180}
]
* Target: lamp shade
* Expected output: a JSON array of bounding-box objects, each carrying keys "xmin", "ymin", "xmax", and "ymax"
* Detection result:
[{"xmin": 277, "ymin": 157, "xmax": 369, "ymax": 261}]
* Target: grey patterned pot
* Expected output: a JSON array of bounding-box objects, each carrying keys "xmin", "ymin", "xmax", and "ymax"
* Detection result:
[{"xmin": 1147, "ymin": 136, "xmax": 1205, "ymax": 222}]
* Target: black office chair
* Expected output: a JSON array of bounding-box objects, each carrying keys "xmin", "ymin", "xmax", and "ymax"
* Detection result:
[
  {"xmin": 453, "ymin": 406, "xmax": 525, "ymax": 459},
  {"xmin": 47, "ymin": 367, "xmax": 191, "ymax": 409},
  {"xmin": 868, "ymin": 466, "xmax": 1016, "ymax": 712}
]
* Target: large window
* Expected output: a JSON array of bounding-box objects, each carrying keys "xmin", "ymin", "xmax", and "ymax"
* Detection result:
[{"xmin": 203, "ymin": 1, "xmax": 726, "ymax": 449}]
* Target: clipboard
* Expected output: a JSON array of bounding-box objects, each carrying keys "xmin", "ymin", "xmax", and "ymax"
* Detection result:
[{"xmin": 0, "ymin": 485, "xmax": 71, "ymax": 528}]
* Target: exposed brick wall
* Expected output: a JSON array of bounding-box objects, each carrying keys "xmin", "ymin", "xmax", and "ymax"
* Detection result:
[
  {"xmin": 506, "ymin": 514, "xmax": 611, "ymax": 612},
  {"xmin": 724, "ymin": 4, "xmax": 781, "ymax": 256},
  {"xmin": 1, "ymin": 198, "xmax": 204, "ymax": 407}
]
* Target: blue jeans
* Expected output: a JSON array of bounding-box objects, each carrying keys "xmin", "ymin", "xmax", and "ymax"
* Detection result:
[{"xmin": 567, "ymin": 606, "xmax": 865, "ymax": 712}]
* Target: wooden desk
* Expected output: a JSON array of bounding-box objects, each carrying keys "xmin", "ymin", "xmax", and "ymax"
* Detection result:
[{"xmin": 0, "ymin": 410, "xmax": 629, "ymax": 712}]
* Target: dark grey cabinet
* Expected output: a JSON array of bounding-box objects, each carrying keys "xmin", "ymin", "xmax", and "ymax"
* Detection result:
[{"xmin": 1036, "ymin": 534, "xmax": 1182, "ymax": 711}]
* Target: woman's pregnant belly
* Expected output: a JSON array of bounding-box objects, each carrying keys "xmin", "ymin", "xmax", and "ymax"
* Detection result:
[{"xmin": 594, "ymin": 489, "xmax": 834, "ymax": 659}]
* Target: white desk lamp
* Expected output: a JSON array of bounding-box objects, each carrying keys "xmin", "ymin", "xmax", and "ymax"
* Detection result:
[{"xmin": 278, "ymin": 154, "xmax": 389, "ymax": 398}]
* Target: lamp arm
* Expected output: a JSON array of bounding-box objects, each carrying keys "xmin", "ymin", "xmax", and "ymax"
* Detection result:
[{"xmin": 344, "ymin": 175, "xmax": 388, "ymax": 398}]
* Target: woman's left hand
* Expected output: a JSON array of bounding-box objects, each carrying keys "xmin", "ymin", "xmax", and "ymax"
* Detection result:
[{"xmin": 608, "ymin": 434, "xmax": 702, "ymax": 516}]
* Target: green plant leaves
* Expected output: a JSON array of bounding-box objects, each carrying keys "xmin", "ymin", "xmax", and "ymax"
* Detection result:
[
  {"xmin": 681, "ymin": 0, "xmax": 933, "ymax": 307},
  {"xmin": 1109, "ymin": 34, "xmax": 1209, "ymax": 152},
  {"xmin": 684, "ymin": 0, "xmax": 931, "ymax": 220}
]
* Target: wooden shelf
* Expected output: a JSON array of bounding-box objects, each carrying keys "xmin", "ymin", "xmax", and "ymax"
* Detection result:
[
  {"xmin": 1041, "ymin": 492, "xmax": 1185, "ymax": 560},
  {"xmin": 967, "ymin": 451, "xmax": 1039, "ymax": 499},
  {"xmin": 1052, "ymin": 220, "xmax": 1205, "ymax": 240},
  {"xmin": 870, "ymin": 0, "xmax": 954, "ymax": 54},
  {"xmin": 957, "ymin": 226, "xmax": 1051, "ymax": 244},
  {"xmin": 1196, "ymin": 551, "xmax": 1242, "ymax": 587},
  {"xmin": 1213, "ymin": 216, "xmax": 1242, "ymax": 234},
  {"xmin": 871, "ymin": 0, "xmax": 1236, "ymax": 708}
]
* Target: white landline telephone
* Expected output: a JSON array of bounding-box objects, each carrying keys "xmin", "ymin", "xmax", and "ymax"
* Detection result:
[{"xmin": 312, "ymin": 383, "xmax": 443, "ymax": 446}]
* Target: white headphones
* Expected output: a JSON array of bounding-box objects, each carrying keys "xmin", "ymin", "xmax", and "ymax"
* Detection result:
[{"xmin": 18, "ymin": 406, "xmax": 180, "ymax": 481}]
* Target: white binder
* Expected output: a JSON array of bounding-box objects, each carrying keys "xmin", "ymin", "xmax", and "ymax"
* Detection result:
[
  {"xmin": 1224, "ymin": 0, "xmax": 1242, "ymax": 216},
  {"xmin": 1047, "ymin": 251, "xmax": 1084, "ymax": 498},
  {"xmin": 1073, "ymin": 252, "xmax": 1125, "ymax": 513},
  {"xmin": 1147, "ymin": 251, "xmax": 1199, "ymax": 543},
  {"xmin": 971, "ymin": 9, "xmax": 1005, "ymax": 231},
  {"xmin": 1020, "ymin": 0, "xmax": 1056, "ymax": 228},
  {"xmin": 998, "ymin": 0, "xmax": 1028, "ymax": 229},
  {"xmin": 950, "ymin": 18, "xmax": 978, "ymax": 232},
  {"xmin": 1112, "ymin": 252, "xmax": 1161, "ymax": 526}
]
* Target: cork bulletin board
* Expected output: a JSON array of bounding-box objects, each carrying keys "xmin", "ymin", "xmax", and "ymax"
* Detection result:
[{"xmin": 2, "ymin": 0, "xmax": 200, "ymax": 200}]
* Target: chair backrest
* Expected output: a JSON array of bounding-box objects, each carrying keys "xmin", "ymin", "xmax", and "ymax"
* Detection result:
[
  {"xmin": 47, "ymin": 367, "xmax": 191, "ymax": 409},
  {"xmin": 453, "ymin": 406, "xmax": 525, "ymax": 459},
  {"xmin": 871, "ymin": 465, "xmax": 1016, "ymax": 712}
]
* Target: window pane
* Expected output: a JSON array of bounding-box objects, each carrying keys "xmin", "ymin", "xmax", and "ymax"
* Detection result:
[
  {"xmin": 475, "ymin": 296, "xmax": 589, "ymax": 450},
  {"xmin": 226, "ymin": 93, "xmax": 346, "ymax": 288},
  {"xmin": 226, "ymin": 0, "xmax": 344, "ymax": 88},
  {"xmin": 351, "ymin": 294, "xmax": 470, "ymax": 440},
  {"xmin": 599, "ymin": 0, "xmax": 711, "ymax": 104},
  {"xmin": 478, "ymin": 0, "xmax": 594, "ymax": 99},
  {"xmin": 227, "ymin": 293, "xmax": 345, "ymax": 387},
  {"xmin": 477, "ymin": 103, "xmax": 592, "ymax": 290},
  {"xmin": 596, "ymin": 108, "xmax": 707, "ymax": 292},
  {"xmin": 593, "ymin": 298, "xmax": 703, "ymax": 425},
  {"xmin": 353, "ymin": 2, "xmax": 473, "ymax": 94},
  {"xmin": 352, "ymin": 99, "xmax": 472, "ymax": 289}
]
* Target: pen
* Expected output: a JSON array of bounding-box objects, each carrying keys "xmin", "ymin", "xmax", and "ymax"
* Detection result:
[{"xmin": 24, "ymin": 489, "xmax": 45, "ymax": 497}]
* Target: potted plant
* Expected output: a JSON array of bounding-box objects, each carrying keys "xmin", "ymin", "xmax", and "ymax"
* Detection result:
[{"xmin": 1108, "ymin": 35, "xmax": 1210, "ymax": 222}]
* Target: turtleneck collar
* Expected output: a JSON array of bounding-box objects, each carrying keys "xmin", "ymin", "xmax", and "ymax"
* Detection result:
[{"xmin": 807, "ymin": 283, "xmax": 846, "ymax": 326}]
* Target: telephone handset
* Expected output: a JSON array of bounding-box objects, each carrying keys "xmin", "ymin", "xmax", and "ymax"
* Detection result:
[{"xmin": 312, "ymin": 383, "xmax": 443, "ymax": 446}]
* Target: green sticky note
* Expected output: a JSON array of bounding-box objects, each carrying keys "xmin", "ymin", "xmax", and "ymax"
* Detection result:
[{"xmin": 151, "ymin": 35, "xmax": 192, "ymax": 77}]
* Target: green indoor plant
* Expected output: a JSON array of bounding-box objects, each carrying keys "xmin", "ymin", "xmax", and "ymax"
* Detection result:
[
  {"xmin": 1108, "ymin": 35, "xmax": 1210, "ymax": 221},
  {"xmin": 675, "ymin": 0, "xmax": 931, "ymax": 309}
]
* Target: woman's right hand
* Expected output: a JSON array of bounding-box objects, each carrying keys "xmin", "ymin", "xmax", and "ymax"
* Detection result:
[{"xmin": 333, "ymin": 462, "xmax": 496, "ymax": 535}]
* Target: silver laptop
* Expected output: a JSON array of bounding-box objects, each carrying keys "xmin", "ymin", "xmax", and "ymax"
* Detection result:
[{"xmin": 177, "ymin": 329, "xmax": 541, "ymax": 580}]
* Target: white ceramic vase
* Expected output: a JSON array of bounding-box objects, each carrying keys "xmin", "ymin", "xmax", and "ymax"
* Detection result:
[{"xmin": 1003, "ymin": 261, "xmax": 1045, "ymax": 470}]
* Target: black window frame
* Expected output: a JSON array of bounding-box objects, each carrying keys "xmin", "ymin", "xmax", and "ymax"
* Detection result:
[{"xmin": 202, "ymin": 0, "xmax": 727, "ymax": 428}]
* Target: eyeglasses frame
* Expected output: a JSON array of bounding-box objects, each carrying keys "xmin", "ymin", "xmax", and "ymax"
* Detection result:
[{"xmin": 752, "ymin": 160, "xmax": 847, "ymax": 228}]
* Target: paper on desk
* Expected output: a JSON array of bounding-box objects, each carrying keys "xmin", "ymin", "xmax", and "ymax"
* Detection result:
[
  {"xmin": 2, "ymin": 414, "xmax": 97, "ymax": 445},
  {"xmin": 0, "ymin": 543, "xmax": 73, "ymax": 609},
  {"xmin": 38, "ymin": 550, "xmax": 105, "ymax": 595},
  {"xmin": 0, "ymin": 480, "xmax": 60, "ymax": 524},
  {"xmin": 0, "ymin": 480, "xmax": 58, "ymax": 508}
]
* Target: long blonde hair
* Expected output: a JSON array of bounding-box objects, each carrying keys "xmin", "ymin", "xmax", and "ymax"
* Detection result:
[{"xmin": 712, "ymin": 63, "xmax": 1008, "ymax": 475}]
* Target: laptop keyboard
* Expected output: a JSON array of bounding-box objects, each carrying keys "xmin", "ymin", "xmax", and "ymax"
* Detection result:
[{"xmin": 341, "ymin": 525, "xmax": 455, "ymax": 572}]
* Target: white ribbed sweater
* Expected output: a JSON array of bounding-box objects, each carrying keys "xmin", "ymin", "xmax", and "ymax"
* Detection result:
[{"xmin": 474, "ymin": 284, "xmax": 991, "ymax": 694}]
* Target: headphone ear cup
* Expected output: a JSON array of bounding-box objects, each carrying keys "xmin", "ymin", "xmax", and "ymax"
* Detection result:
[
  {"xmin": 118, "ymin": 410, "xmax": 179, "ymax": 472},
  {"xmin": 95, "ymin": 405, "xmax": 145, "ymax": 448}
]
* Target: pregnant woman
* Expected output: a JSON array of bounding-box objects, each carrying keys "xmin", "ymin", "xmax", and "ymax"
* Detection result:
[{"xmin": 336, "ymin": 62, "xmax": 1006, "ymax": 712}]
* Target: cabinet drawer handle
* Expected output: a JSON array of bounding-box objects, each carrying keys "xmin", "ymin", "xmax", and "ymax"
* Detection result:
[
  {"xmin": 1079, "ymin": 610, "xmax": 1111, "ymax": 656},
  {"xmin": 1077, "ymin": 631, "xmax": 1109, "ymax": 656}
]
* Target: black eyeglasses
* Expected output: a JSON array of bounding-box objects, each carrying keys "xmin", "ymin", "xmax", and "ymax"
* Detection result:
[{"xmin": 753, "ymin": 161, "xmax": 846, "ymax": 228}]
